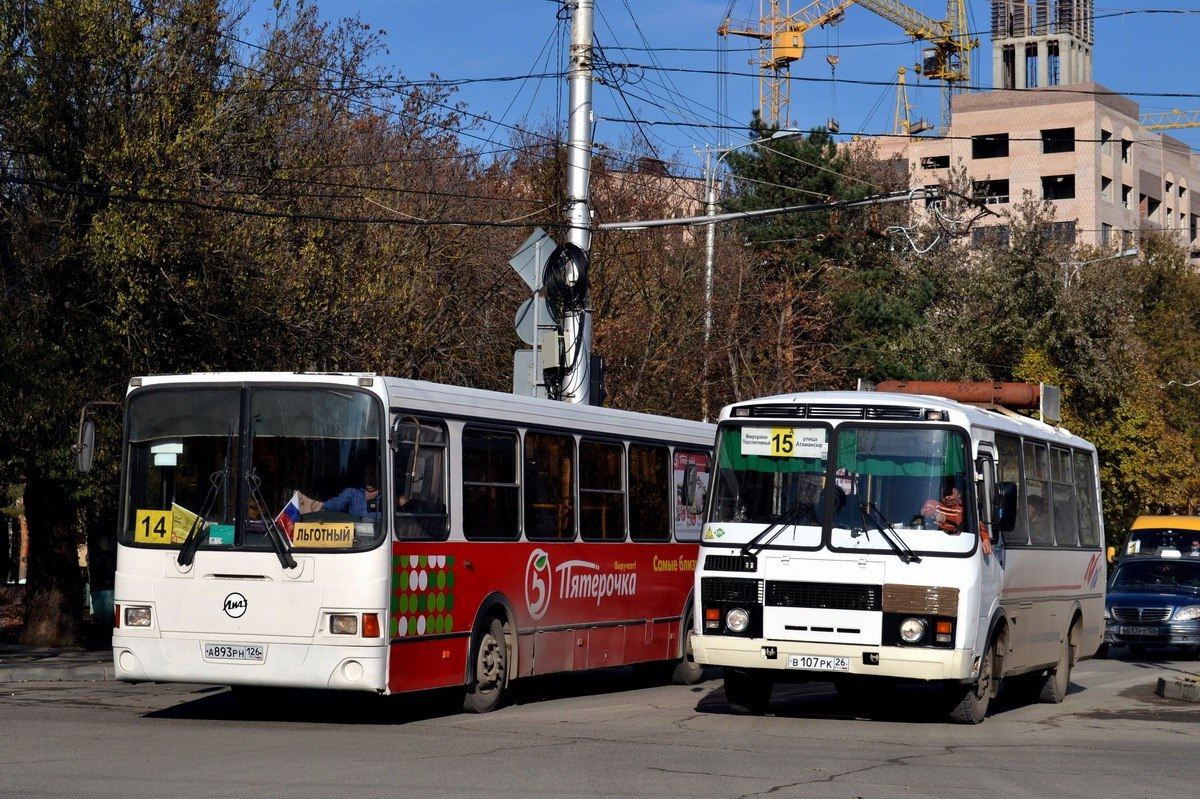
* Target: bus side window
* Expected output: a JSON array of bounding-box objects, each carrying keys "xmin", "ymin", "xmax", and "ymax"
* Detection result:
[
  {"xmin": 462, "ymin": 426, "xmax": 521, "ymax": 541},
  {"xmin": 672, "ymin": 450, "xmax": 711, "ymax": 542},
  {"xmin": 1073, "ymin": 450, "xmax": 1101, "ymax": 547},
  {"xmin": 1023, "ymin": 440, "xmax": 1054, "ymax": 547},
  {"xmin": 393, "ymin": 417, "xmax": 449, "ymax": 541},
  {"xmin": 1050, "ymin": 447, "xmax": 1079, "ymax": 547},
  {"xmin": 995, "ymin": 434, "xmax": 1028, "ymax": 546},
  {"xmin": 580, "ymin": 439, "xmax": 626, "ymax": 542},
  {"xmin": 524, "ymin": 432, "xmax": 576, "ymax": 541},
  {"xmin": 629, "ymin": 444, "xmax": 670, "ymax": 542}
]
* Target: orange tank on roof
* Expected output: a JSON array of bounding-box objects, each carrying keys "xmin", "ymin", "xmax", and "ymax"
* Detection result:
[{"xmin": 874, "ymin": 381, "xmax": 1042, "ymax": 410}]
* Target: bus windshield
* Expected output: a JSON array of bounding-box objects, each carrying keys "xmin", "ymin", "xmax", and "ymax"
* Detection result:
[
  {"xmin": 710, "ymin": 424, "xmax": 829, "ymax": 548},
  {"xmin": 123, "ymin": 386, "xmax": 384, "ymax": 552},
  {"xmin": 828, "ymin": 426, "xmax": 975, "ymax": 556}
]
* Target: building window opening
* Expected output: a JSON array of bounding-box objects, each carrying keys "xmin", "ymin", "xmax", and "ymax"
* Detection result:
[
  {"xmin": 972, "ymin": 179, "xmax": 1010, "ymax": 204},
  {"xmin": 1002, "ymin": 45, "xmax": 1016, "ymax": 90},
  {"xmin": 1101, "ymin": 223, "xmax": 1113, "ymax": 246},
  {"xmin": 1042, "ymin": 174, "xmax": 1076, "ymax": 201},
  {"xmin": 1121, "ymin": 138, "xmax": 1132, "ymax": 164},
  {"xmin": 1101, "ymin": 176, "xmax": 1113, "ymax": 203},
  {"xmin": 972, "ymin": 134, "xmax": 1009, "ymax": 159},
  {"xmin": 1025, "ymin": 44, "xmax": 1038, "ymax": 88},
  {"xmin": 1041, "ymin": 127, "xmax": 1075, "ymax": 154},
  {"xmin": 921, "ymin": 154, "xmax": 950, "ymax": 170},
  {"xmin": 1100, "ymin": 129, "xmax": 1112, "ymax": 156},
  {"xmin": 1047, "ymin": 41, "xmax": 1061, "ymax": 85},
  {"xmin": 1121, "ymin": 184, "xmax": 1132, "ymax": 210}
]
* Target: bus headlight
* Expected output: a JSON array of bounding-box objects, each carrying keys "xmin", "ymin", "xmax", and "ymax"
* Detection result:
[
  {"xmin": 124, "ymin": 606, "xmax": 152, "ymax": 628},
  {"xmin": 1103, "ymin": 606, "xmax": 1111, "ymax": 620},
  {"xmin": 1174, "ymin": 606, "xmax": 1200, "ymax": 622},
  {"xmin": 726, "ymin": 608, "xmax": 750, "ymax": 633},
  {"xmin": 899, "ymin": 617, "xmax": 926, "ymax": 643},
  {"xmin": 330, "ymin": 614, "xmax": 358, "ymax": 635}
]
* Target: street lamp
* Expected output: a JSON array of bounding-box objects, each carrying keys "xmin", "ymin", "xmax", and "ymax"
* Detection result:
[
  {"xmin": 1063, "ymin": 246, "xmax": 1138, "ymax": 289},
  {"xmin": 701, "ymin": 129, "xmax": 805, "ymax": 421}
]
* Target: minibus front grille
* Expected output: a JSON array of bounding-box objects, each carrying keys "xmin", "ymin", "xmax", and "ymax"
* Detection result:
[
  {"xmin": 765, "ymin": 580, "xmax": 882, "ymax": 611},
  {"xmin": 701, "ymin": 577, "xmax": 760, "ymax": 605},
  {"xmin": 704, "ymin": 554, "xmax": 758, "ymax": 573}
]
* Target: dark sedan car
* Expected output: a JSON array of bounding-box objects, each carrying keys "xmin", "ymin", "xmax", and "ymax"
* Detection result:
[{"xmin": 1104, "ymin": 556, "xmax": 1200, "ymax": 657}]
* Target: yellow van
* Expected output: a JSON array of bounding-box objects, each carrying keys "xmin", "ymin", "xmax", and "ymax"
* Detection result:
[{"xmin": 1110, "ymin": 515, "xmax": 1200, "ymax": 561}]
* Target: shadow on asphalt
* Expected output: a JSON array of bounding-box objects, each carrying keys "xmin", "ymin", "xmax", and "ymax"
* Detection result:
[
  {"xmin": 694, "ymin": 675, "xmax": 1087, "ymax": 724},
  {"xmin": 142, "ymin": 665, "xmax": 720, "ymax": 725}
]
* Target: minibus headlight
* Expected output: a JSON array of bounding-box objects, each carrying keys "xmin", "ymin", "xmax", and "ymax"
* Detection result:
[
  {"xmin": 899, "ymin": 617, "xmax": 926, "ymax": 643},
  {"xmin": 330, "ymin": 614, "xmax": 358, "ymax": 635},
  {"xmin": 1103, "ymin": 606, "xmax": 1111, "ymax": 620},
  {"xmin": 726, "ymin": 607, "xmax": 750, "ymax": 633},
  {"xmin": 124, "ymin": 606, "xmax": 152, "ymax": 628},
  {"xmin": 1173, "ymin": 606, "xmax": 1200, "ymax": 622}
]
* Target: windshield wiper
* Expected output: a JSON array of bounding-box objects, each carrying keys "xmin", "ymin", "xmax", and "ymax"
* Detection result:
[
  {"xmin": 741, "ymin": 499, "xmax": 820, "ymax": 558},
  {"xmin": 177, "ymin": 471, "xmax": 225, "ymax": 567},
  {"xmin": 857, "ymin": 501, "xmax": 921, "ymax": 564},
  {"xmin": 246, "ymin": 470, "xmax": 298, "ymax": 570}
]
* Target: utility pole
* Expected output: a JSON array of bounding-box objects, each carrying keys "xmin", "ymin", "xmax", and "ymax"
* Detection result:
[
  {"xmin": 701, "ymin": 146, "xmax": 717, "ymax": 422},
  {"xmin": 560, "ymin": 0, "xmax": 594, "ymax": 405}
]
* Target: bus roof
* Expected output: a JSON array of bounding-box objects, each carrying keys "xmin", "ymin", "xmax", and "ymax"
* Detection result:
[
  {"xmin": 719, "ymin": 390, "xmax": 1095, "ymax": 451},
  {"xmin": 129, "ymin": 371, "xmax": 715, "ymax": 446}
]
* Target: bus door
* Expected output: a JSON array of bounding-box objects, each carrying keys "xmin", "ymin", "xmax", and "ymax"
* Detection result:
[{"xmin": 975, "ymin": 445, "xmax": 1003, "ymax": 652}]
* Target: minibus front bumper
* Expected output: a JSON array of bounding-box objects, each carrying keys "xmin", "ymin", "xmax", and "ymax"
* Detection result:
[{"xmin": 693, "ymin": 633, "xmax": 977, "ymax": 682}]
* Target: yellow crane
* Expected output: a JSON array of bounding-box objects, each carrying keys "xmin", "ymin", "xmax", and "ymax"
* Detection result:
[
  {"xmin": 894, "ymin": 67, "xmax": 932, "ymax": 135},
  {"xmin": 1142, "ymin": 109, "xmax": 1200, "ymax": 131},
  {"xmin": 719, "ymin": 0, "xmax": 977, "ymax": 131}
]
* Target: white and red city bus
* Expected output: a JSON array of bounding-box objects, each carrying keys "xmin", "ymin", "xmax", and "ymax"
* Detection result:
[{"xmin": 109, "ymin": 372, "xmax": 714, "ymax": 711}]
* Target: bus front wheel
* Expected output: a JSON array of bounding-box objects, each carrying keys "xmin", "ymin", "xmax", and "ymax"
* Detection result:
[
  {"xmin": 463, "ymin": 618, "xmax": 509, "ymax": 714},
  {"xmin": 671, "ymin": 620, "xmax": 704, "ymax": 685},
  {"xmin": 947, "ymin": 636, "xmax": 1000, "ymax": 724},
  {"xmin": 723, "ymin": 668, "xmax": 772, "ymax": 715}
]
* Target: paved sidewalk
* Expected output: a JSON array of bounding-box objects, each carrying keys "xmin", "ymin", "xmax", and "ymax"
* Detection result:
[{"xmin": 0, "ymin": 644, "xmax": 114, "ymax": 683}]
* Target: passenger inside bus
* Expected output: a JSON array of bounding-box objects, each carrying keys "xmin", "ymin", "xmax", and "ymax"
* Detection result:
[
  {"xmin": 297, "ymin": 470, "xmax": 381, "ymax": 519},
  {"xmin": 1026, "ymin": 494, "xmax": 1050, "ymax": 543}
]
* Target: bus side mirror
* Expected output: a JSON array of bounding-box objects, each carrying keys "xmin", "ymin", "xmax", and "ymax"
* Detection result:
[
  {"xmin": 1106, "ymin": 545, "xmax": 1116, "ymax": 563},
  {"xmin": 74, "ymin": 417, "xmax": 96, "ymax": 474},
  {"xmin": 993, "ymin": 482, "xmax": 1018, "ymax": 533},
  {"xmin": 681, "ymin": 463, "xmax": 698, "ymax": 507}
]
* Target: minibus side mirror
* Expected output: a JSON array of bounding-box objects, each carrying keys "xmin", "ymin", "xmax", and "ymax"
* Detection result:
[
  {"xmin": 75, "ymin": 418, "xmax": 96, "ymax": 474},
  {"xmin": 1106, "ymin": 545, "xmax": 1116, "ymax": 563},
  {"xmin": 682, "ymin": 462, "xmax": 698, "ymax": 507},
  {"xmin": 993, "ymin": 482, "xmax": 1018, "ymax": 533}
]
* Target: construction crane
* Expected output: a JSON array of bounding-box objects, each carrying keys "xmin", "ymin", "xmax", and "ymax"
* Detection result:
[
  {"xmin": 719, "ymin": 0, "xmax": 977, "ymax": 131},
  {"xmin": 894, "ymin": 67, "xmax": 932, "ymax": 135},
  {"xmin": 1142, "ymin": 109, "xmax": 1200, "ymax": 131}
]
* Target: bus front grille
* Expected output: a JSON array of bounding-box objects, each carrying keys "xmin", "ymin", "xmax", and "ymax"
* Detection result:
[
  {"xmin": 704, "ymin": 554, "xmax": 758, "ymax": 573},
  {"xmin": 765, "ymin": 580, "xmax": 882, "ymax": 612},
  {"xmin": 701, "ymin": 577, "xmax": 760, "ymax": 605}
]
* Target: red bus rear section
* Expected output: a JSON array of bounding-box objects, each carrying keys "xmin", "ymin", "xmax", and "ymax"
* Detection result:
[{"xmin": 386, "ymin": 542, "xmax": 698, "ymax": 693}]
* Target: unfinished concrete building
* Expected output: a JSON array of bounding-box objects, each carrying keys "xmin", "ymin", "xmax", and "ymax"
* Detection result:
[{"xmin": 875, "ymin": 0, "xmax": 1200, "ymax": 260}]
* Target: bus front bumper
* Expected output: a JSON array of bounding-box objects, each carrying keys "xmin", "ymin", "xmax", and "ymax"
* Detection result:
[
  {"xmin": 112, "ymin": 634, "xmax": 387, "ymax": 692},
  {"xmin": 693, "ymin": 634, "xmax": 977, "ymax": 682}
]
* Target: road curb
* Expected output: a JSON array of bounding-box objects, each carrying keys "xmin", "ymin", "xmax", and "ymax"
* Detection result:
[
  {"xmin": 0, "ymin": 664, "xmax": 115, "ymax": 683},
  {"xmin": 1155, "ymin": 675, "xmax": 1200, "ymax": 703}
]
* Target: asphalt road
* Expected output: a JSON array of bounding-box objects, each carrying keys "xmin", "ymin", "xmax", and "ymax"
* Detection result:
[{"xmin": 1, "ymin": 652, "xmax": 1197, "ymax": 799}]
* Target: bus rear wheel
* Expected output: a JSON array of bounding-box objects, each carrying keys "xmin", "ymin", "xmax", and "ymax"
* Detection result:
[
  {"xmin": 724, "ymin": 668, "xmax": 772, "ymax": 715},
  {"xmin": 463, "ymin": 618, "xmax": 509, "ymax": 714}
]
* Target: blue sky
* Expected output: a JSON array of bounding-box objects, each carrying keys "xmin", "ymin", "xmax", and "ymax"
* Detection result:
[{"xmin": 240, "ymin": 1, "xmax": 1200, "ymax": 175}]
